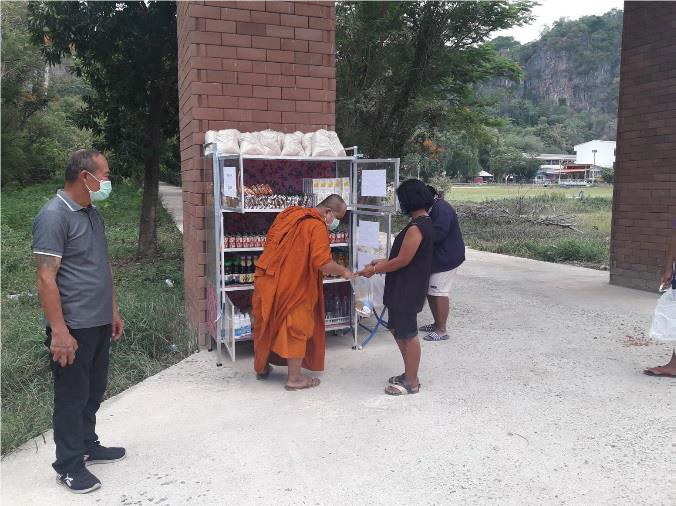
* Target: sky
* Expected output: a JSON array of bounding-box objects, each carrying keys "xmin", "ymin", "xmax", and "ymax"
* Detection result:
[{"xmin": 493, "ymin": 0, "xmax": 625, "ymax": 43}]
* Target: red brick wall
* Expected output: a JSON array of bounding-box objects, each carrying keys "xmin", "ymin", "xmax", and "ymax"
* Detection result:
[
  {"xmin": 610, "ymin": 1, "xmax": 676, "ymax": 291},
  {"xmin": 177, "ymin": 1, "xmax": 336, "ymax": 344}
]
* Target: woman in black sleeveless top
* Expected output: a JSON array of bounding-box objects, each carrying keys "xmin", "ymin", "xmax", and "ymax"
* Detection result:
[{"xmin": 360, "ymin": 179, "xmax": 434, "ymax": 395}]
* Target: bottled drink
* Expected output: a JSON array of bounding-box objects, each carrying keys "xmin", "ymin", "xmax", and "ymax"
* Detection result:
[
  {"xmin": 230, "ymin": 256, "xmax": 238, "ymax": 284},
  {"xmin": 239, "ymin": 256, "xmax": 247, "ymax": 284},
  {"xmin": 246, "ymin": 256, "xmax": 253, "ymax": 283},
  {"xmin": 224, "ymin": 258, "xmax": 232, "ymax": 285}
]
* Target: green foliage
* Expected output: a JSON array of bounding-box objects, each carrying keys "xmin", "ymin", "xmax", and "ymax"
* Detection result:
[
  {"xmin": 601, "ymin": 167, "xmax": 614, "ymax": 184},
  {"xmin": 487, "ymin": 144, "xmax": 540, "ymax": 181},
  {"xmin": 457, "ymin": 195, "xmax": 612, "ymax": 268},
  {"xmin": 336, "ymin": 1, "xmax": 535, "ymax": 158},
  {"xmin": 1, "ymin": 2, "xmax": 92, "ymax": 186},
  {"xmin": 28, "ymin": 1, "xmax": 180, "ymax": 255},
  {"xmin": 479, "ymin": 10, "xmax": 623, "ymax": 158},
  {"xmin": 1, "ymin": 179, "xmax": 194, "ymax": 453}
]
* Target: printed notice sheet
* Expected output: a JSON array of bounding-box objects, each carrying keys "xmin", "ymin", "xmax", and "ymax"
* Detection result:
[
  {"xmin": 358, "ymin": 220, "xmax": 381, "ymax": 249},
  {"xmin": 361, "ymin": 169, "xmax": 386, "ymax": 197},
  {"xmin": 222, "ymin": 166, "xmax": 237, "ymax": 198},
  {"xmin": 357, "ymin": 251, "xmax": 375, "ymax": 272}
]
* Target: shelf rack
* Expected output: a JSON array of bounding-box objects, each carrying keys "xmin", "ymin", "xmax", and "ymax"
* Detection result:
[{"xmin": 204, "ymin": 145, "xmax": 399, "ymax": 365}]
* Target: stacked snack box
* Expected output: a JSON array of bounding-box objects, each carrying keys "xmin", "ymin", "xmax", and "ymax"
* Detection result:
[{"xmin": 303, "ymin": 177, "xmax": 350, "ymax": 204}]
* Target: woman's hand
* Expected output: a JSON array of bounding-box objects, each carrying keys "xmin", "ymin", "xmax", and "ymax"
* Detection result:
[{"xmin": 341, "ymin": 269, "xmax": 356, "ymax": 280}]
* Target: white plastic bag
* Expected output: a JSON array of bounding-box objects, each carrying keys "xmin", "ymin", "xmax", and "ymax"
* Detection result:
[
  {"xmin": 649, "ymin": 288, "xmax": 676, "ymax": 342},
  {"xmin": 239, "ymin": 130, "xmax": 282, "ymax": 156},
  {"xmin": 301, "ymin": 132, "xmax": 314, "ymax": 155},
  {"xmin": 351, "ymin": 275, "xmax": 385, "ymax": 317},
  {"xmin": 311, "ymin": 129, "xmax": 346, "ymax": 157},
  {"xmin": 281, "ymin": 131, "xmax": 305, "ymax": 156},
  {"xmin": 205, "ymin": 129, "xmax": 240, "ymax": 155}
]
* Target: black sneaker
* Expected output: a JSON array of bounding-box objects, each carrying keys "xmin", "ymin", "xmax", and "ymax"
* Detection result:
[
  {"xmin": 84, "ymin": 442, "xmax": 126, "ymax": 465},
  {"xmin": 56, "ymin": 468, "xmax": 101, "ymax": 494}
]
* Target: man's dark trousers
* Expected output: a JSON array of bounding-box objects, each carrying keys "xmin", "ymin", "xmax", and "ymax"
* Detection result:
[{"xmin": 46, "ymin": 324, "xmax": 111, "ymax": 474}]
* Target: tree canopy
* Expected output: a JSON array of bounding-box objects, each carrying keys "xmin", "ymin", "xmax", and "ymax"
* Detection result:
[
  {"xmin": 28, "ymin": 1, "xmax": 179, "ymax": 256},
  {"xmin": 336, "ymin": 1, "xmax": 535, "ymax": 159}
]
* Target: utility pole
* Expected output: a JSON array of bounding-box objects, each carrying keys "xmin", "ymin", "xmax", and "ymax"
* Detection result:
[{"xmin": 592, "ymin": 149, "xmax": 597, "ymax": 183}]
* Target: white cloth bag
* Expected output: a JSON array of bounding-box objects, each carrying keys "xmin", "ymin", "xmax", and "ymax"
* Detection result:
[{"xmin": 649, "ymin": 287, "xmax": 676, "ymax": 342}]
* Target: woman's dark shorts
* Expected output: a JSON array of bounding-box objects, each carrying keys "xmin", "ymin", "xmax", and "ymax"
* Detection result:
[{"xmin": 386, "ymin": 310, "xmax": 418, "ymax": 340}]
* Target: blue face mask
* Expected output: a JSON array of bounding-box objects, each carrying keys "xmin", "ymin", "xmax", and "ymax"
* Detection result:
[
  {"xmin": 328, "ymin": 215, "xmax": 340, "ymax": 231},
  {"xmin": 85, "ymin": 171, "xmax": 112, "ymax": 201}
]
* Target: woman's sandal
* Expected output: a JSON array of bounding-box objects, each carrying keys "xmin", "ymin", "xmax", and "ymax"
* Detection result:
[
  {"xmin": 388, "ymin": 373, "xmax": 421, "ymax": 388},
  {"xmin": 385, "ymin": 380, "xmax": 419, "ymax": 396},
  {"xmin": 256, "ymin": 364, "xmax": 272, "ymax": 380},
  {"xmin": 285, "ymin": 377, "xmax": 320, "ymax": 391}
]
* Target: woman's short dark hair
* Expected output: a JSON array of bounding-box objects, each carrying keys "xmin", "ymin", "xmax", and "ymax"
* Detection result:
[{"xmin": 396, "ymin": 179, "xmax": 434, "ymax": 214}]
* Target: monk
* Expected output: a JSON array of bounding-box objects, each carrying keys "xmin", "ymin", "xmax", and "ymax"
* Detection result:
[{"xmin": 253, "ymin": 194, "xmax": 354, "ymax": 390}]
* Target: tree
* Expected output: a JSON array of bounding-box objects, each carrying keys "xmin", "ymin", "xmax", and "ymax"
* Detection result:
[
  {"xmin": 28, "ymin": 1, "xmax": 178, "ymax": 257},
  {"xmin": 601, "ymin": 167, "xmax": 614, "ymax": 184},
  {"xmin": 336, "ymin": 1, "xmax": 534, "ymax": 158},
  {"xmin": 488, "ymin": 144, "xmax": 539, "ymax": 182},
  {"xmin": 1, "ymin": 1, "xmax": 49, "ymax": 184}
]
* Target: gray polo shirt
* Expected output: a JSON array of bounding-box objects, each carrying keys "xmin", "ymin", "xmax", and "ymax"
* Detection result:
[{"xmin": 32, "ymin": 190, "xmax": 113, "ymax": 329}]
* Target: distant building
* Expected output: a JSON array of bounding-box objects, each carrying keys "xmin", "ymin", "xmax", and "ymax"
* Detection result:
[
  {"xmin": 532, "ymin": 153, "xmax": 575, "ymax": 184},
  {"xmin": 574, "ymin": 140, "xmax": 616, "ymax": 168},
  {"xmin": 473, "ymin": 170, "xmax": 494, "ymax": 184},
  {"xmin": 534, "ymin": 154, "xmax": 577, "ymax": 166}
]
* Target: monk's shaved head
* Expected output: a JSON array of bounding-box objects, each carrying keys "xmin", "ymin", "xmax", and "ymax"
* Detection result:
[{"xmin": 318, "ymin": 194, "xmax": 347, "ymax": 219}]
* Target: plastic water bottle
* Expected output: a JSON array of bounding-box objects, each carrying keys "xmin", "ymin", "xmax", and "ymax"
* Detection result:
[{"xmin": 233, "ymin": 311, "xmax": 241, "ymax": 338}]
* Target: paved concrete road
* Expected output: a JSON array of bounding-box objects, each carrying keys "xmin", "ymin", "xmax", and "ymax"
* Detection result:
[
  {"xmin": 2, "ymin": 250, "xmax": 672, "ymax": 505},
  {"xmin": 158, "ymin": 182, "xmax": 183, "ymax": 233}
]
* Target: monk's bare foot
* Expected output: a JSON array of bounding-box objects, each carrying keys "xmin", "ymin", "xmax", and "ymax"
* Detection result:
[
  {"xmin": 644, "ymin": 350, "xmax": 676, "ymax": 377},
  {"xmin": 285, "ymin": 374, "xmax": 320, "ymax": 390}
]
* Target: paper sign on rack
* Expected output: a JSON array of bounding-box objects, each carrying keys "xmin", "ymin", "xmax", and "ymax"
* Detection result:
[
  {"xmin": 357, "ymin": 251, "xmax": 375, "ymax": 272},
  {"xmin": 361, "ymin": 169, "xmax": 386, "ymax": 197},
  {"xmin": 222, "ymin": 166, "xmax": 238, "ymax": 198},
  {"xmin": 358, "ymin": 220, "xmax": 381, "ymax": 249}
]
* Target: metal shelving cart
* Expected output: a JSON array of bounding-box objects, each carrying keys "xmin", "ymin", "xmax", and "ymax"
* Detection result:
[{"xmin": 204, "ymin": 143, "xmax": 399, "ymax": 364}]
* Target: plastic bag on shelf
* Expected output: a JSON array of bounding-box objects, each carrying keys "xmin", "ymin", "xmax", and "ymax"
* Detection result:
[
  {"xmin": 650, "ymin": 288, "xmax": 676, "ymax": 342},
  {"xmin": 239, "ymin": 130, "xmax": 282, "ymax": 156},
  {"xmin": 205, "ymin": 129, "xmax": 240, "ymax": 155},
  {"xmin": 302, "ymin": 132, "xmax": 314, "ymax": 155},
  {"xmin": 311, "ymin": 129, "xmax": 346, "ymax": 157},
  {"xmin": 281, "ymin": 131, "xmax": 305, "ymax": 156},
  {"xmin": 351, "ymin": 275, "xmax": 385, "ymax": 318}
]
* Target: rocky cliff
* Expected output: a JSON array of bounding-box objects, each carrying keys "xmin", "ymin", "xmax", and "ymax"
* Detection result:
[{"xmin": 490, "ymin": 9, "xmax": 623, "ymax": 116}]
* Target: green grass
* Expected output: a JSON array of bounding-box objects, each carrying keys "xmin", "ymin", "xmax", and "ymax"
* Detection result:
[
  {"xmin": 459, "ymin": 193, "xmax": 612, "ymax": 268},
  {"xmin": 443, "ymin": 184, "xmax": 614, "ymax": 203},
  {"xmin": 1, "ymin": 180, "xmax": 195, "ymax": 454},
  {"xmin": 394, "ymin": 187, "xmax": 613, "ymax": 269}
]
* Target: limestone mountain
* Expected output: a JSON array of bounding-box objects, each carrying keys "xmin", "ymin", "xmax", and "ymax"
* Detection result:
[{"xmin": 484, "ymin": 9, "xmax": 623, "ymax": 143}]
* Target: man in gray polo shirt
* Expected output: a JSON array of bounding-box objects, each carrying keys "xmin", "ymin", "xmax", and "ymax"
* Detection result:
[{"xmin": 33, "ymin": 149, "xmax": 125, "ymax": 494}]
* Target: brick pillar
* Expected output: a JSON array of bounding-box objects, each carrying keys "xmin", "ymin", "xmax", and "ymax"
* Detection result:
[
  {"xmin": 610, "ymin": 1, "xmax": 676, "ymax": 291},
  {"xmin": 177, "ymin": 1, "xmax": 336, "ymax": 344}
]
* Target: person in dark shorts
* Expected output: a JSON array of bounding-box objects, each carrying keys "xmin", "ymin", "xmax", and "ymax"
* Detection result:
[{"xmin": 360, "ymin": 179, "xmax": 434, "ymax": 395}]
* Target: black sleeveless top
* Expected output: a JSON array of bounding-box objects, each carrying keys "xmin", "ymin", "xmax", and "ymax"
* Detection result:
[{"xmin": 383, "ymin": 215, "xmax": 434, "ymax": 313}]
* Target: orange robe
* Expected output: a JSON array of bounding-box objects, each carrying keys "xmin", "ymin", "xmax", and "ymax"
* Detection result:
[{"xmin": 252, "ymin": 207, "xmax": 331, "ymax": 373}]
